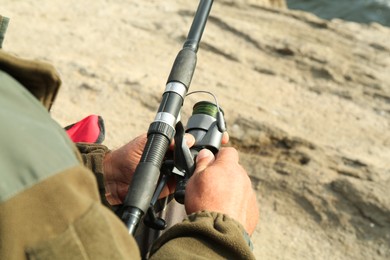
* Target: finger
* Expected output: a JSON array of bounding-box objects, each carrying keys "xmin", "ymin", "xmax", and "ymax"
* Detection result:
[
  {"xmin": 159, "ymin": 177, "xmax": 176, "ymax": 199},
  {"xmin": 214, "ymin": 147, "xmax": 239, "ymax": 165},
  {"xmin": 221, "ymin": 131, "xmax": 229, "ymax": 145},
  {"xmin": 185, "ymin": 133, "xmax": 195, "ymax": 147},
  {"xmin": 169, "ymin": 133, "xmax": 196, "ymax": 150},
  {"xmin": 193, "ymin": 149, "xmax": 215, "ymax": 175}
]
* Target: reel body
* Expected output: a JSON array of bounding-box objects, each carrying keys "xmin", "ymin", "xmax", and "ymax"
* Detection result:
[{"xmin": 144, "ymin": 99, "xmax": 226, "ymax": 230}]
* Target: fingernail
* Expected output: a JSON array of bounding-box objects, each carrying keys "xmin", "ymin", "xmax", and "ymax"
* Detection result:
[
  {"xmin": 196, "ymin": 149, "xmax": 213, "ymax": 162},
  {"xmin": 184, "ymin": 134, "xmax": 195, "ymax": 146}
]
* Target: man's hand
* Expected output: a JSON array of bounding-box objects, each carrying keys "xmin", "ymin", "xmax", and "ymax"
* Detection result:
[
  {"xmin": 103, "ymin": 134, "xmax": 147, "ymax": 205},
  {"xmin": 184, "ymin": 147, "xmax": 259, "ymax": 235},
  {"xmin": 103, "ymin": 132, "xmax": 229, "ymax": 205}
]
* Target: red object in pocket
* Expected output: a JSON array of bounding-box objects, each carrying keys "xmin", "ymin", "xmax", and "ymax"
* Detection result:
[{"xmin": 65, "ymin": 115, "xmax": 105, "ymax": 144}]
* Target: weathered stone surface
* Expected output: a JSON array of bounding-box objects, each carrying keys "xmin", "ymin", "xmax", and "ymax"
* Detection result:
[{"xmin": 220, "ymin": 0, "xmax": 287, "ymax": 8}]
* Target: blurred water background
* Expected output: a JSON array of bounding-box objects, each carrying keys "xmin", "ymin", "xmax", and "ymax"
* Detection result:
[{"xmin": 287, "ymin": 0, "xmax": 390, "ymax": 27}]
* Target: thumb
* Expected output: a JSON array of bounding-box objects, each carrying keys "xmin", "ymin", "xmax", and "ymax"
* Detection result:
[{"xmin": 194, "ymin": 149, "xmax": 215, "ymax": 174}]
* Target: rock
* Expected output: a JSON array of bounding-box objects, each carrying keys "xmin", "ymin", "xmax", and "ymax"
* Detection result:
[{"xmin": 220, "ymin": 0, "xmax": 287, "ymax": 8}]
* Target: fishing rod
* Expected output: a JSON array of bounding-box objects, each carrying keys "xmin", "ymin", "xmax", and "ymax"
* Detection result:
[{"xmin": 119, "ymin": 0, "xmax": 225, "ymax": 236}]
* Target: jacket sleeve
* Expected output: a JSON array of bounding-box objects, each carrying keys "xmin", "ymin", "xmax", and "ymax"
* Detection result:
[
  {"xmin": 149, "ymin": 211, "xmax": 255, "ymax": 260},
  {"xmin": 76, "ymin": 142, "xmax": 112, "ymax": 208}
]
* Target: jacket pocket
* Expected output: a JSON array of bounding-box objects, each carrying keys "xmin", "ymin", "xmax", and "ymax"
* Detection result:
[{"xmin": 26, "ymin": 203, "xmax": 127, "ymax": 260}]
